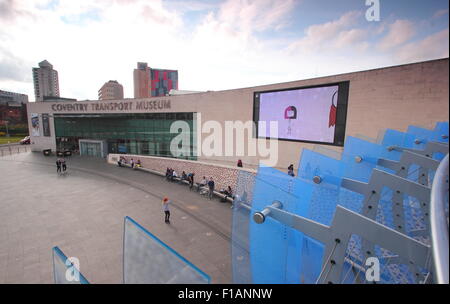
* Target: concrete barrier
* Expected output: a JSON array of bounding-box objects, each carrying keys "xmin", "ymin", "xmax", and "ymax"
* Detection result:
[{"xmin": 107, "ymin": 154, "xmax": 256, "ymax": 194}]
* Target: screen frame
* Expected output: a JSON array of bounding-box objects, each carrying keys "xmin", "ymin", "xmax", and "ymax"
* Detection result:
[{"xmin": 253, "ymin": 81, "xmax": 350, "ymax": 147}]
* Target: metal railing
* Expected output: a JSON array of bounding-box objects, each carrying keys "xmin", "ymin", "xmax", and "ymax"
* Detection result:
[
  {"xmin": 0, "ymin": 144, "xmax": 30, "ymax": 156},
  {"xmin": 430, "ymin": 153, "xmax": 449, "ymax": 284}
]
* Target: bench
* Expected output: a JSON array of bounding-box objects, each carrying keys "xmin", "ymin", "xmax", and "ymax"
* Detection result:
[
  {"xmin": 214, "ymin": 191, "xmax": 234, "ymax": 203},
  {"xmin": 118, "ymin": 162, "xmax": 234, "ymax": 202},
  {"xmin": 136, "ymin": 166, "xmax": 165, "ymax": 177}
]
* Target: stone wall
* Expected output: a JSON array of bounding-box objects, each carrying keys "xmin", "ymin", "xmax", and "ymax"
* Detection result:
[{"xmin": 107, "ymin": 153, "xmax": 257, "ymax": 192}]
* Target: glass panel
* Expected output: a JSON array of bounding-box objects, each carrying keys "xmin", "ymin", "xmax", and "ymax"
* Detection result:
[
  {"xmin": 54, "ymin": 113, "xmax": 196, "ymax": 160},
  {"xmin": 123, "ymin": 217, "xmax": 210, "ymax": 284},
  {"xmin": 52, "ymin": 247, "xmax": 89, "ymax": 284}
]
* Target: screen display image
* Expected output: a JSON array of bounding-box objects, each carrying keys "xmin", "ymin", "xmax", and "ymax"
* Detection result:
[{"xmin": 254, "ymin": 82, "xmax": 349, "ymax": 146}]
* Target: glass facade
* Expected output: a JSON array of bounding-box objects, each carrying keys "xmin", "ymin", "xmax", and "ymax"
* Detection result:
[{"xmin": 54, "ymin": 113, "xmax": 196, "ymax": 159}]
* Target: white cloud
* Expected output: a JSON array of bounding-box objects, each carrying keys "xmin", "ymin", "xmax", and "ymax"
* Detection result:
[
  {"xmin": 218, "ymin": 0, "xmax": 297, "ymax": 33},
  {"xmin": 396, "ymin": 29, "xmax": 449, "ymax": 63},
  {"xmin": 0, "ymin": 0, "xmax": 185, "ymax": 100},
  {"xmin": 377, "ymin": 19, "xmax": 415, "ymax": 51},
  {"xmin": 0, "ymin": 0, "xmax": 448, "ymax": 102},
  {"xmin": 333, "ymin": 28, "xmax": 369, "ymax": 51},
  {"xmin": 1, "ymin": 0, "xmax": 301, "ymax": 100},
  {"xmin": 175, "ymin": 0, "xmax": 300, "ymax": 91},
  {"xmin": 287, "ymin": 11, "xmax": 362, "ymax": 54},
  {"xmin": 433, "ymin": 9, "xmax": 449, "ymax": 19}
]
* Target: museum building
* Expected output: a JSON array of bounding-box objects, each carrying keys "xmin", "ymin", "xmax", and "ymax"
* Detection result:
[{"xmin": 26, "ymin": 58, "xmax": 449, "ymax": 171}]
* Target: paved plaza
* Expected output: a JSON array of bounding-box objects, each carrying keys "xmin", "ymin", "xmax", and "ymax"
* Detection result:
[{"xmin": 0, "ymin": 151, "xmax": 233, "ymax": 283}]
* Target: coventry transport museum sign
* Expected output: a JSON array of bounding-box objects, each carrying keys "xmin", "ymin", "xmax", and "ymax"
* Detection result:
[{"xmin": 50, "ymin": 100, "xmax": 171, "ymax": 112}]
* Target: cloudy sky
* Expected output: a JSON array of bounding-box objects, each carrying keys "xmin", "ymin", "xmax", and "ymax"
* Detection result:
[{"xmin": 0, "ymin": 0, "xmax": 448, "ymax": 101}]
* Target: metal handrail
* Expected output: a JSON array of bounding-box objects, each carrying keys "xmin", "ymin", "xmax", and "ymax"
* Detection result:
[{"xmin": 430, "ymin": 153, "xmax": 449, "ymax": 284}]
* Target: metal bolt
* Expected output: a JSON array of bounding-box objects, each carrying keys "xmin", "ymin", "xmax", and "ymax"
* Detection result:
[
  {"xmin": 355, "ymin": 156, "xmax": 363, "ymax": 163},
  {"xmin": 253, "ymin": 212, "xmax": 265, "ymax": 224},
  {"xmin": 313, "ymin": 176, "xmax": 322, "ymax": 184}
]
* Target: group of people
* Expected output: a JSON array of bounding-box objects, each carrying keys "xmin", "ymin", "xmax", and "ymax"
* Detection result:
[
  {"xmin": 165, "ymin": 169, "xmax": 234, "ymax": 202},
  {"xmin": 56, "ymin": 158, "xmax": 67, "ymax": 173},
  {"xmin": 165, "ymin": 168, "xmax": 179, "ymax": 181},
  {"xmin": 194, "ymin": 176, "xmax": 234, "ymax": 203},
  {"xmin": 117, "ymin": 156, "xmax": 127, "ymax": 167},
  {"xmin": 165, "ymin": 168, "xmax": 197, "ymax": 189},
  {"xmin": 131, "ymin": 158, "xmax": 141, "ymax": 169},
  {"xmin": 117, "ymin": 156, "xmax": 141, "ymax": 169},
  {"xmin": 160, "ymin": 184, "xmax": 239, "ymax": 225}
]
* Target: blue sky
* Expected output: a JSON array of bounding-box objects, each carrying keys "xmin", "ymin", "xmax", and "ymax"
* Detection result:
[{"xmin": 0, "ymin": 0, "xmax": 448, "ymax": 101}]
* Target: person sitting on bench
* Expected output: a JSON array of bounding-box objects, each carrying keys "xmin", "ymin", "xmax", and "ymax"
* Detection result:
[
  {"xmin": 134, "ymin": 159, "xmax": 141, "ymax": 169},
  {"xmin": 181, "ymin": 171, "xmax": 188, "ymax": 182},
  {"xmin": 165, "ymin": 168, "xmax": 172, "ymax": 180},
  {"xmin": 171, "ymin": 170, "xmax": 178, "ymax": 182},
  {"xmin": 221, "ymin": 186, "xmax": 233, "ymax": 202},
  {"xmin": 118, "ymin": 156, "xmax": 126, "ymax": 167},
  {"xmin": 198, "ymin": 176, "xmax": 207, "ymax": 192}
]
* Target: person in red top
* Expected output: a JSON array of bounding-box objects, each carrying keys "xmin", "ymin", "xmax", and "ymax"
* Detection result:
[{"xmin": 162, "ymin": 197, "xmax": 171, "ymax": 224}]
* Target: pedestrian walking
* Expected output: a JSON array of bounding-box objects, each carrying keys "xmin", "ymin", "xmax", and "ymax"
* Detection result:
[
  {"xmin": 207, "ymin": 177, "xmax": 215, "ymax": 200},
  {"xmin": 162, "ymin": 197, "xmax": 171, "ymax": 224},
  {"xmin": 188, "ymin": 172, "xmax": 195, "ymax": 190},
  {"xmin": 61, "ymin": 158, "xmax": 67, "ymax": 172},
  {"xmin": 56, "ymin": 158, "xmax": 61, "ymax": 173}
]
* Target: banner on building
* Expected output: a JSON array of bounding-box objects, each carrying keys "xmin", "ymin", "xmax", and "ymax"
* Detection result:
[
  {"xmin": 31, "ymin": 113, "xmax": 40, "ymax": 136},
  {"xmin": 42, "ymin": 113, "xmax": 51, "ymax": 137}
]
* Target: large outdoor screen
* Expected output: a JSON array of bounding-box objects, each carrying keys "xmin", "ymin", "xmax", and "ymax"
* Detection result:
[{"xmin": 253, "ymin": 81, "xmax": 349, "ymax": 146}]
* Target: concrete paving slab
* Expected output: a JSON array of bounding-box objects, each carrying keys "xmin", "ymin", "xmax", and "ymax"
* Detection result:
[{"xmin": 0, "ymin": 152, "xmax": 235, "ymax": 283}]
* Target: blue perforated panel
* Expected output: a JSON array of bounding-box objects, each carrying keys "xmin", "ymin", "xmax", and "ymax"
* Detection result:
[{"xmin": 231, "ymin": 122, "xmax": 448, "ymax": 284}]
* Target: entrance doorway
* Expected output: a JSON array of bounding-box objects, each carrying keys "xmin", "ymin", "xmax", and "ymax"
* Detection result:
[{"xmin": 79, "ymin": 140, "xmax": 105, "ymax": 157}]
